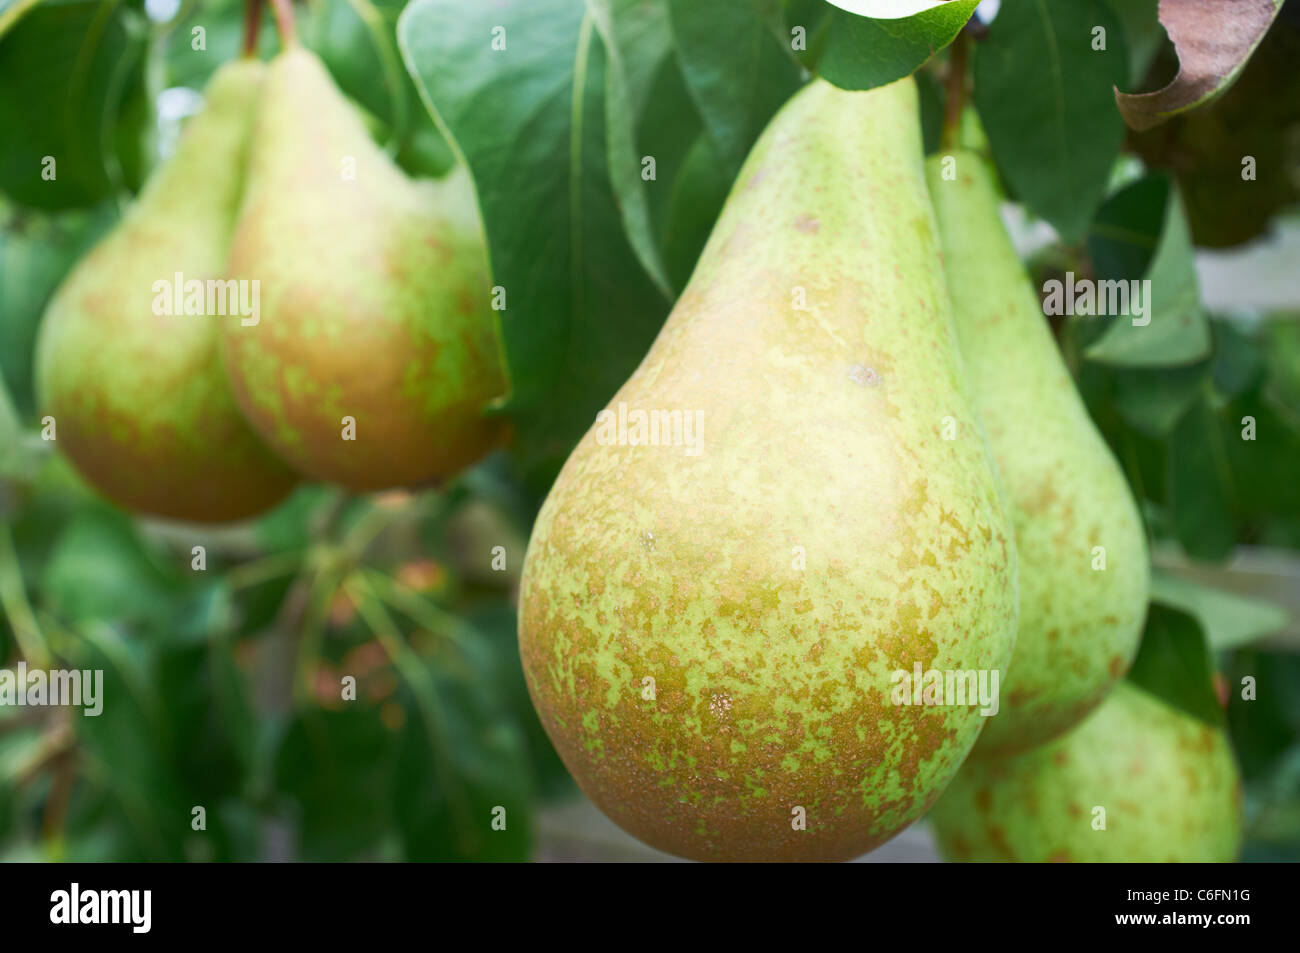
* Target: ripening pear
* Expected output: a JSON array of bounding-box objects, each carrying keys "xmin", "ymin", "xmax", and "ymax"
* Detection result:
[
  {"xmin": 929, "ymin": 681, "xmax": 1242, "ymax": 862},
  {"xmin": 222, "ymin": 46, "xmax": 507, "ymax": 491},
  {"xmin": 926, "ymin": 152, "xmax": 1149, "ymax": 756},
  {"xmin": 34, "ymin": 60, "xmax": 298, "ymax": 523},
  {"xmin": 518, "ymin": 78, "xmax": 1018, "ymax": 863}
]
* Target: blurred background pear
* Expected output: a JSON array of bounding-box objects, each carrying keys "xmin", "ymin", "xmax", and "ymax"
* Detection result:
[
  {"xmin": 221, "ymin": 46, "xmax": 507, "ymax": 492},
  {"xmin": 927, "ymin": 151, "xmax": 1149, "ymax": 756},
  {"xmin": 34, "ymin": 59, "xmax": 298, "ymax": 523}
]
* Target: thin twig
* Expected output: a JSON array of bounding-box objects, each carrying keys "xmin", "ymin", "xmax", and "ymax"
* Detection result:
[
  {"xmin": 0, "ymin": 524, "xmax": 49, "ymax": 668},
  {"xmin": 242, "ymin": 0, "xmax": 265, "ymax": 57},
  {"xmin": 941, "ymin": 29, "xmax": 970, "ymax": 153}
]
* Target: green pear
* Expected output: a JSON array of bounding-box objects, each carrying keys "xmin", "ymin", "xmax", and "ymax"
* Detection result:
[
  {"xmin": 926, "ymin": 152, "xmax": 1149, "ymax": 756},
  {"xmin": 930, "ymin": 681, "xmax": 1242, "ymax": 861},
  {"xmin": 517, "ymin": 78, "xmax": 1018, "ymax": 862},
  {"xmin": 221, "ymin": 47, "xmax": 507, "ymax": 491},
  {"xmin": 34, "ymin": 60, "xmax": 298, "ymax": 523}
]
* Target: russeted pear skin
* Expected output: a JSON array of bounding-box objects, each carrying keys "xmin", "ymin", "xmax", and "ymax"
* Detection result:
[
  {"xmin": 222, "ymin": 47, "xmax": 507, "ymax": 491},
  {"xmin": 930, "ymin": 681, "xmax": 1242, "ymax": 862},
  {"xmin": 926, "ymin": 152, "xmax": 1149, "ymax": 756},
  {"xmin": 518, "ymin": 78, "xmax": 1018, "ymax": 862},
  {"xmin": 34, "ymin": 60, "xmax": 297, "ymax": 523}
]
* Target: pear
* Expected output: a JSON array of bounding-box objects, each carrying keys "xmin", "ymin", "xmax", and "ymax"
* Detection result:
[
  {"xmin": 221, "ymin": 47, "xmax": 507, "ymax": 491},
  {"xmin": 926, "ymin": 152, "xmax": 1149, "ymax": 756},
  {"xmin": 517, "ymin": 78, "xmax": 1018, "ymax": 862},
  {"xmin": 34, "ymin": 60, "xmax": 298, "ymax": 523},
  {"xmin": 929, "ymin": 681, "xmax": 1242, "ymax": 862}
]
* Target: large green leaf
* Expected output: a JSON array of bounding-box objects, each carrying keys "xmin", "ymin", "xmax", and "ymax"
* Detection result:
[
  {"xmin": 399, "ymin": 0, "xmax": 670, "ymax": 487},
  {"xmin": 1111, "ymin": 363, "xmax": 1206, "ymax": 436},
  {"xmin": 273, "ymin": 706, "xmax": 398, "ymax": 860},
  {"xmin": 666, "ymin": 0, "xmax": 802, "ymax": 178},
  {"xmin": 159, "ymin": 0, "xmax": 249, "ymax": 89},
  {"xmin": 41, "ymin": 507, "xmax": 187, "ymax": 626},
  {"xmin": 69, "ymin": 625, "xmax": 189, "ymax": 861},
  {"xmin": 1085, "ymin": 175, "xmax": 1210, "ymax": 366},
  {"xmin": 303, "ymin": 0, "xmax": 456, "ymax": 178},
  {"xmin": 462, "ymin": 603, "xmax": 573, "ymax": 800},
  {"xmin": 1126, "ymin": 602, "xmax": 1223, "ymax": 727},
  {"xmin": 818, "ymin": 0, "xmax": 978, "ymax": 91},
  {"xmin": 1167, "ymin": 396, "xmax": 1239, "ymax": 561},
  {"xmin": 658, "ymin": 132, "xmax": 731, "ymax": 292},
  {"xmin": 974, "ymin": 0, "xmax": 1128, "ymax": 242},
  {"xmin": 0, "ymin": 1, "xmax": 147, "ymax": 209},
  {"xmin": 588, "ymin": 0, "xmax": 676, "ymax": 296},
  {"xmin": 392, "ymin": 655, "xmax": 535, "ymax": 861}
]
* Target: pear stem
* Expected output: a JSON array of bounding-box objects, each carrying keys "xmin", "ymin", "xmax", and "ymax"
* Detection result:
[
  {"xmin": 241, "ymin": 0, "xmax": 263, "ymax": 57},
  {"xmin": 269, "ymin": 0, "xmax": 298, "ymax": 47},
  {"xmin": 941, "ymin": 30, "xmax": 970, "ymax": 152}
]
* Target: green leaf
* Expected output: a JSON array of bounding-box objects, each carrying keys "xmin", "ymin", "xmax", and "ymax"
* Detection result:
[
  {"xmin": 636, "ymin": 52, "xmax": 711, "ymax": 262},
  {"xmin": 302, "ymin": 0, "xmax": 456, "ymax": 178},
  {"xmin": 0, "ymin": 726, "xmax": 41, "ymax": 844},
  {"xmin": 70, "ymin": 625, "xmax": 188, "ymax": 860},
  {"xmin": 1262, "ymin": 318, "xmax": 1300, "ymax": 412},
  {"xmin": 1151, "ymin": 571, "xmax": 1289, "ymax": 650},
  {"xmin": 658, "ymin": 132, "xmax": 731, "ymax": 292},
  {"xmin": 916, "ymin": 64, "xmax": 944, "ymax": 156},
  {"xmin": 399, "ymin": 0, "xmax": 670, "ymax": 487},
  {"xmin": 1126, "ymin": 603, "xmax": 1223, "ymax": 727},
  {"xmin": 1167, "ymin": 396, "xmax": 1239, "ymax": 561},
  {"xmin": 393, "ymin": 655, "xmax": 535, "ymax": 861},
  {"xmin": 587, "ymin": 0, "xmax": 675, "ymax": 296},
  {"xmin": 252, "ymin": 485, "xmax": 341, "ymax": 552},
  {"xmin": 0, "ymin": 1, "xmax": 147, "ymax": 209},
  {"xmin": 666, "ymin": 0, "xmax": 802, "ymax": 178},
  {"xmin": 274, "ymin": 706, "xmax": 398, "ymax": 860},
  {"xmin": 1225, "ymin": 649, "xmax": 1300, "ymax": 777},
  {"xmin": 160, "ymin": 0, "xmax": 249, "ymax": 90},
  {"xmin": 974, "ymin": 0, "xmax": 1128, "ymax": 242},
  {"xmin": 149, "ymin": 641, "xmax": 257, "ymax": 859},
  {"xmin": 1111, "ymin": 363, "xmax": 1206, "ymax": 436},
  {"xmin": 818, "ymin": 0, "xmax": 978, "ymax": 91},
  {"xmin": 1106, "ymin": 0, "xmax": 1163, "ymax": 87},
  {"xmin": 462, "ymin": 603, "xmax": 574, "ymax": 800},
  {"xmin": 1085, "ymin": 177, "xmax": 1210, "ymax": 366},
  {"xmin": 41, "ymin": 507, "xmax": 185, "ymax": 625},
  {"xmin": 1211, "ymin": 321, "xmax": 1265, "ymax": 398},
  {"xmin": 1224, "ymin": 387, "xmax": 1300, "ymax": 533},
  {"xmin": 1087, "ymin": 173, "xmax": 1167, "ymax": 278},
  {"xmin": 0, "ymin": 0, "xmax": 43, "ymax": 39}
]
